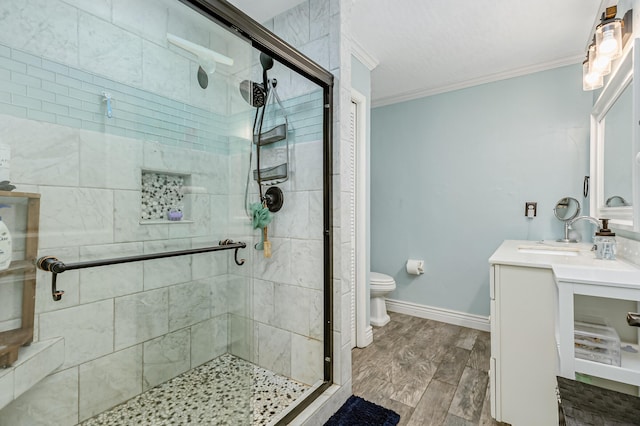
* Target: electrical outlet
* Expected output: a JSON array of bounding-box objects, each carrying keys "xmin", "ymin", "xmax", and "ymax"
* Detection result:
[{"xmin": 525, "ymin": 202, "xmax": 537, "ymax": 218}]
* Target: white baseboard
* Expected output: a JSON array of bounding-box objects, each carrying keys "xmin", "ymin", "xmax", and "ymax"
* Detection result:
[
  {"xmin": 359, "ymin": 326, "xmax": 373, "ymax": 348},
  {"xmin": 385, "ymin": 298, "xmax": 490, "ymax": 332}
]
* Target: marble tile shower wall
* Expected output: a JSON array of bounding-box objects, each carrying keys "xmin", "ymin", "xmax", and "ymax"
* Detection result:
[
  {"xmin": 0, "ymin": 0, "xmax": 251, "ymax": 154},
  {"xmin": 226, "ymin": 137, "xmax": 325, "ymax": 387},
  {"xmin": 268, "ymin": 0, "xmax": 358, "ymax": 397},
  {"xmin": 230, "ymin": 2, "xmax": 358, "ymax": 410},
  {"xmin": 224, "ymin": 81, "xmax": 325, "ymax": 387},
  {"xmin": 0, "ymin": 112, "xmax": 234, "ymax": 425},
  {"xmin": 0, "ymin": 3, "xmax": 242, "ymax": 425},
  {"xmin": 223, "ymin": 1, "xmax": 328, "ymax": 387},
  {"xmin": 221, "ymin": 0, "xmax": 345, "ymax": 394},
  {"xmin": 0, "ymin": 107, "xmax": 325, "ymax": 425},
  {"xmin": 226, "ymin": 90, "xmax": 324, "ymax": 151},
  {"xmin": 230, "ymin": 0, "xmax": 354, "ymax": 423}
]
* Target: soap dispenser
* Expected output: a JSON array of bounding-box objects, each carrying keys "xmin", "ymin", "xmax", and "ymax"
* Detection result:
[{"xmin": 594, "ymin": 218, "xmax": 616, "ymax": 260}]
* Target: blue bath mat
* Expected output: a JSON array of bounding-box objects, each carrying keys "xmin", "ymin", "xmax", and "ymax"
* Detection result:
[{"xmin": 324, "ymin": 395, "xmax": 400, "ymax": 426}]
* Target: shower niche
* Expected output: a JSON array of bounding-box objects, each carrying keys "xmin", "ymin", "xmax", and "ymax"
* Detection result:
[{"xmin": 140, "ymin": 171, "xmax": 192, "ymax": 223}]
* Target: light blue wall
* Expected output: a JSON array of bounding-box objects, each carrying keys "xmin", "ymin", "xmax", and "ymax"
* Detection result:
[{"xmin": 370, "ymin": 64, "xmax": 593, "ymax": 316}]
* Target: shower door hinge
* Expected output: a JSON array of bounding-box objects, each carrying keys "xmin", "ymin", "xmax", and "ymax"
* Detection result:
[{"xmin": 324, "ymin": 104, "xmax": 330, "ymax": 108}]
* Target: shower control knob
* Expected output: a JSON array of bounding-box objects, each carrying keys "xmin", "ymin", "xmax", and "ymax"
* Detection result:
[{"xmin": 264, "ymin": 187, "xmax": 284, "ymax": 212}]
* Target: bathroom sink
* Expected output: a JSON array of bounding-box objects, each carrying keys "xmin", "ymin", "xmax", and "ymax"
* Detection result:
[{"xmin": 517, "ymin": 245, "xmax": 580, "ymax": 256}]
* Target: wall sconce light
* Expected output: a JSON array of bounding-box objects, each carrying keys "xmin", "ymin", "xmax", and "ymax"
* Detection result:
[
  {"xmin": 583, "ymin": 43, "xmax": 604, "ymax": 91},
  {"xmin": 596, "ymin": 18, "xmax": 623, "ymax": 59},
  {"xmin": 582, "ymin": 4, "xmax": 633, "ymax": 91},
  {"xmin": 590, "ymin": 41, "xmax": 611, "ymax": 76}
]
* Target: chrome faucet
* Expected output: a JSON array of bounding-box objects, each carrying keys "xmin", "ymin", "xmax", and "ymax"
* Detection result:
[{"xmin": 559, "ymin": 216, "xmax": 601, "ymax": 243}]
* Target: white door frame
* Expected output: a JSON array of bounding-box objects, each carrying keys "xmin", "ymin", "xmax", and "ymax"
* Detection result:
[{"xmin": 351, "ymin": 88, "xmax": 373, "ymax": 348}]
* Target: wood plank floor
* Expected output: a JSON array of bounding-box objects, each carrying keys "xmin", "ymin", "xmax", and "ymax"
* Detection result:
[{"xmin": 352, "ymin": 312, "xmax": 508, "ymax": 426}]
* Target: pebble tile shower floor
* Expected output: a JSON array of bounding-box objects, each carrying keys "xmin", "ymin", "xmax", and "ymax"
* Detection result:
[{"xmin": 81, "ymin": 354, "xmax": 309, "ymax": 426}]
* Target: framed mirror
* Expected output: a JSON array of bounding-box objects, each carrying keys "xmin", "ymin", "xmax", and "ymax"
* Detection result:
[
  {"xmin": 603, "ymin": 82, "xmax": 632, "ymax": 208},
  {"xmin": 590, "ymin": 38, "xmax": 639, "ymax": 230}
]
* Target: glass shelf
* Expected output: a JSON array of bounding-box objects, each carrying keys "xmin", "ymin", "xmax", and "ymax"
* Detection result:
[
  {"xmin": 0, "ymin": 260, "xmax": 35, "ymax": 277},
  {"xmin": 574, "ymin": 343, "xmax": 640, "ymax": 386},
  {"xmin": 139, "ymin": 219, "xmax": 194, "ymax": 225}
]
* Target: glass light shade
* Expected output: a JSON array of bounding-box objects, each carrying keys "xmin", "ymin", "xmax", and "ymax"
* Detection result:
[
  {"xmin": 590, "ymin": 43, "xmax": 611, "ymax": 76},
  {"xmin": 596, "ymin": 20, "xmax": 623, "ymax": 60},
  {"xmin": 583, "ymin": 60, "xmax": 603, "ymax": 91}
]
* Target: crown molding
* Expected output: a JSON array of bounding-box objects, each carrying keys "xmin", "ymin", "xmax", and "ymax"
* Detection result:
[
  {"xmin": 372, "ymin": 54, "xmax": 585, "ymax": 108},
  {"xmin": 350, "ymin": 38, "xmax": 379, "ymax": 71}
]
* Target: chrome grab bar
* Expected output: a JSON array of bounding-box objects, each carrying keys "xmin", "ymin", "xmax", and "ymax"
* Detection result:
[{"xmin": 37, "ymin": 239, "xmax": 246, "ymax": 301}]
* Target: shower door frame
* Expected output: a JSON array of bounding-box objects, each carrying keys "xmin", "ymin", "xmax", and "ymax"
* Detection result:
[{"xmin": 180, "ymin": 0, "xmax": 335, "ymax": 423}]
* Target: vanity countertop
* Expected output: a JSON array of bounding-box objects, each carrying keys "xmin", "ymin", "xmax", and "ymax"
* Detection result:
[
  {"xmin": 553, "ymin": 264, "xmax": 640, "ymax": 289},
  {"xmin": 489, "ymin": 240, "xmax": 640, "ymax": 272}
]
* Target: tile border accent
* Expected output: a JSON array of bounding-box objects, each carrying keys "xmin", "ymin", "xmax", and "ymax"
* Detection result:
[{"xmin": 385, "ymin": 298, "xmax": 490, "ymax": 332}]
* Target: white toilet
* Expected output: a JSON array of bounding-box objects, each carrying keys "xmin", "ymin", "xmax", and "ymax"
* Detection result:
[{"xmin": 370, "ymin": 272, "xmax": 396, "ymax": 327}]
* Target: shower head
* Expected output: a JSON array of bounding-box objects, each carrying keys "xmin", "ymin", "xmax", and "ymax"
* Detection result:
[
  {"xmin": 239, "ymin": 54, "xmax": 273, "ymax": 107},
  {"xmin": 260, "ymin": 53, "xmax": 274, "ymax": 71},
  {"xmin": 239, "ymin": 80, "xmax": 266, "ymax": 108},
  {"xmin": 260, "ymin": 53, "xmax": 274, "ymax": 96}
]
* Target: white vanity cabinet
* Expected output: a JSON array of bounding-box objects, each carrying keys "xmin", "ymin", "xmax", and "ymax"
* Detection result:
[
  {"xmin": 490, "ymin": 262, "xmax": 559, "ymax": 426},
  {"xmin": 555, "ymin": 266, "xmax": 640, "ymax": 390},
  {"xmin": 490, "ymin": 240, "xmax": 640, "ymax": 425}
]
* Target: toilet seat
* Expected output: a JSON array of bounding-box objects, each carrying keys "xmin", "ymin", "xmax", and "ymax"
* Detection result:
[{"xmin": 370, "ymin": 272, "xmax": 395, "ymax": 286}]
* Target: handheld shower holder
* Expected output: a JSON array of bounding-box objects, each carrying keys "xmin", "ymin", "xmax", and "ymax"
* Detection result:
[{"xmin": 101, "ymin": 91, "xmax": 113, "ymax": 118}]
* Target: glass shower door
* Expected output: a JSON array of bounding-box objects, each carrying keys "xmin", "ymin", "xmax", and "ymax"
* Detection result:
[{"xmin": 0, "ymin": 0, "xmax": 331, "ymax": 424}]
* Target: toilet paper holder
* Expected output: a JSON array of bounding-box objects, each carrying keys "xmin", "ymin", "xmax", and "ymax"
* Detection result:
[{"xmin": 406, "ymin": 259, "xmax": 424, "ymax": 275}]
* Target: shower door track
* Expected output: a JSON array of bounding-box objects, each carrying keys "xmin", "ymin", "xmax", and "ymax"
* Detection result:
[{"xmin": 36, "ymin": 240, "xmax": 247, "ymax": 301}]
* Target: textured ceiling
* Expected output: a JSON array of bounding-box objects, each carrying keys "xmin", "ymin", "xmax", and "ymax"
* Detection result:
[
  {"xmin": 353, "ymin": 0, "xmax": 604, "ymax": 106},
  {"xmin": 230, "ymin": 0, "xmax": 604, "ymax": 106}
]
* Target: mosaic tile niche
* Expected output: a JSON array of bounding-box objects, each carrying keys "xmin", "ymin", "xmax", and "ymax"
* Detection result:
[{"xmin": 141, "ymin": 171, "xmax": 188, "ymax": 221}]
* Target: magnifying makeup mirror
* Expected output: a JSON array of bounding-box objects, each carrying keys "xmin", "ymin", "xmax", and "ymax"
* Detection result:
[{"xmin": 554, "ymin": 197, "xmax": 581, "ymax": 242}]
